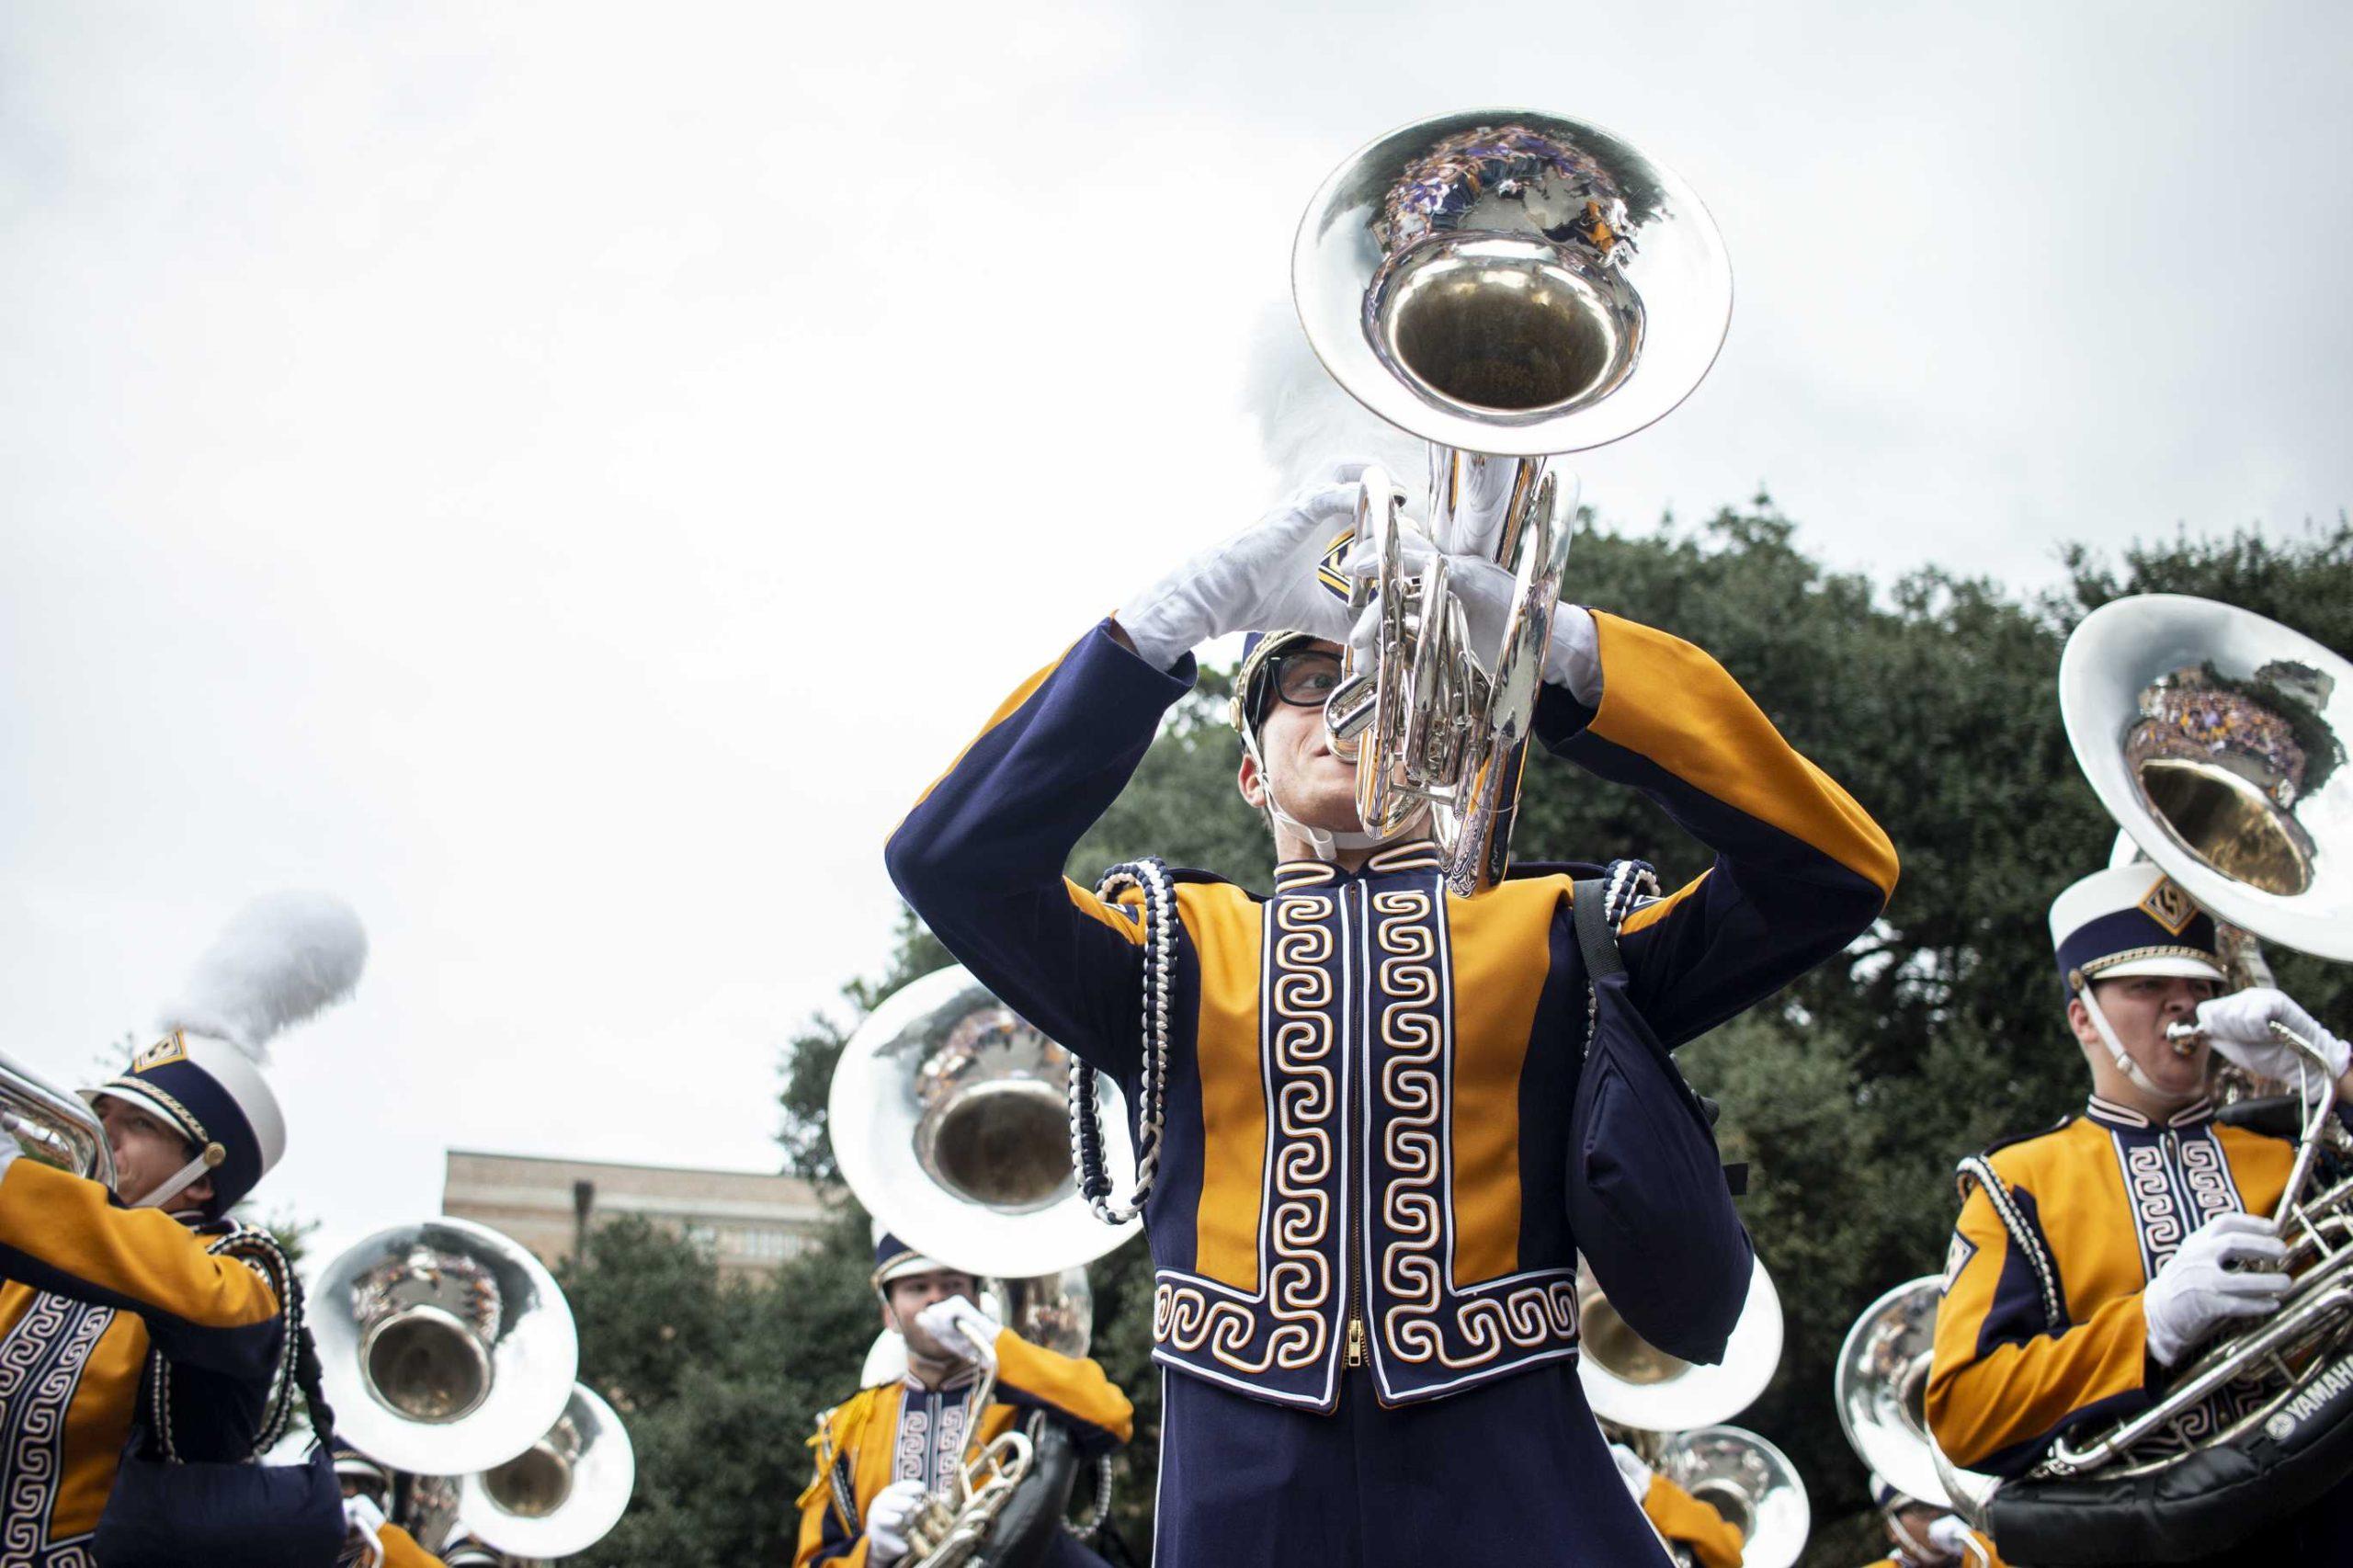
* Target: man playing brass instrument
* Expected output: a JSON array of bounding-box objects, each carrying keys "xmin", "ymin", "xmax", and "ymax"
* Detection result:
[
  {"xmin": 0, "ymin": 892, "xmax": 364, "ymax": 1566},
  {"xmin": 883, "ymin": 474, "xmax": 1896, "ymax": 1565},
  {"xmin": 1859, "ymin": 1476, "xmax": 2003, "ymax": 1568},
  {"xmin": 1927, "ymin": 863, "xmax": 2353, "ymax": 1564},
  {"xmin": 1604, "ymin": 1438, "xmax": 1745, "ymax": 1568},
  {"xmin": 795, "ymin": 1233, "xmax": 1133, "ymax": 1568}
]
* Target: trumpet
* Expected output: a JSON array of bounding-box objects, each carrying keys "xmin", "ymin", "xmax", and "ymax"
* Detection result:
[{"xmin": 1293, "ymin": 110, "xmax": 1732, "ymax": 892}]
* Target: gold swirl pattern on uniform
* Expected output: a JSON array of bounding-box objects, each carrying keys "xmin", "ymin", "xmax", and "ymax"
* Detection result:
[
  {"xmin": 1154, "ymin": 893, "xmax": 1335, "ymax": 1373},
  {"xmin": 1371, "ymin": 887, "xmax": 1575, "ymax": 1367}
]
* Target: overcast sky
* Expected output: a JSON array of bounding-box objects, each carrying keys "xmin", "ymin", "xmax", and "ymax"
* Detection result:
[{"xmin": 4, "ymin": 2, "xmax": 2348, "ymax": 1262}]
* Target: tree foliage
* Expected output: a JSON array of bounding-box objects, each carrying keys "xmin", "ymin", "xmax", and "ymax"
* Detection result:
[{"xmin": 575, "ymin": 507, "xmax": 2353, "ymax": 1567}]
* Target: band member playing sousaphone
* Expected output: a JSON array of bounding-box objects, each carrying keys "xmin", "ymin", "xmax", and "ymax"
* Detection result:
[
  {"xmin": 1926, "ymin": 862, "xmax": 2353, "ymax": 1564},
  {"xmin": 1860, "ymin": 1476, "xmax": 2003, "ymax": 1568},
  {"xmin": 0, "ymin": 892, "xmax": 367, "ymax": 1566},
  {"xmin": 795, "ymin": 1233, "xmax": 1133, "ymax": 1568},
  {"xmin": 1604, "ymin": 1439, "xmax": 1745, "ymax": 1568}
]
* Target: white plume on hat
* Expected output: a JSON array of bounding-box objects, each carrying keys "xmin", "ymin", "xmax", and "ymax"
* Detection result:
[
  {"xmin": 1244, "ymin": 300, "xmax": 1427, "ymax": 509},
  {"xmin": 155, "ymin": 891, "xmax": 369, "ymax": 1062}
]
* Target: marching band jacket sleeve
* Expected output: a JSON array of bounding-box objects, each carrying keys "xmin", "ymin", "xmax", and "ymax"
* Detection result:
[
  {"xmin": 1926, "ymin": 1181, "xmax": 2154, "ymax": 1476},
  {"xmin": 0, "ymin": 1158, "xmax": 283, "ymax": 1379},
  {"xmin": 885, "ymin": 621, "xmax": 1196, "ymax": 1084},
  {"xmin": 990, "ymin": 1331, "xmax": 1136, "ymax": 1453},
  {"xmin": 1536, "ymin": 611, "xmax": 1900, "ymax": 1045},
  {"xmin": 375, "ymin": 1525, "xmax": 451, "ymax": 1568}
]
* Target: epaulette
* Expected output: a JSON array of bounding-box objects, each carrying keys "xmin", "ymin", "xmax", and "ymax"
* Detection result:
[{"xmin": 1967, "ymin": 1112, "xmax": 2079, "ymax": 1166}]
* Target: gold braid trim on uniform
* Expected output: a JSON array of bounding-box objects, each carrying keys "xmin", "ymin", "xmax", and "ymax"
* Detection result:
[
  {"xmin": 1154, "ymin": 893, "xmax": 1335, "ymax": 1374},
  {"xmin": 2079, "ymin": 944, "xmax": 2222, "ymax": 976},
  {"xmin": 1375, "ymin": 886, "xmax": 1577, "ymax": 1369}
]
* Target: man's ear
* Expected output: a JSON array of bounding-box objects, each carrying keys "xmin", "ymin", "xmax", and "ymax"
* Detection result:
[
  {"xmin": 178, "ymin": 1172, "xmax": 217, "ymax": 1214},
  {"xmin": 1237, "ymin": 750, "xmax": 1267, "ymax": 810}
]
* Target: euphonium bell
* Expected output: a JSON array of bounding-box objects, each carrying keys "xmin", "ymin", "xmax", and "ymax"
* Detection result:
[
  {"xmin": 1658, "ymin": 1426, "xmax": 1811, "ymax": 1568},
  {"xmin": 458, "ymin": 1382, "xmax": 635, "ymax": 1561},
  {"xmin": 313, "ymin": 1217, "xmax": 580, "ymax": 1475},
  {"xmin": 0, "ymin": 1048, "xmax": 114, "ymax": 1189},
  {"xmin": 2061, "ymin": 593, "xmax": 2353, "ymax": 960},
  {"xmin": 830, "ymin": 965, "xmax": 1138, "ymax": 1280},
  {"xmin": 1294, "ymin": 109, "xmax": 1732, "ymax": 892},
  {"xmin": 1578, "ymin": 1256, "xmax": 1781, "ymax": 1433}
]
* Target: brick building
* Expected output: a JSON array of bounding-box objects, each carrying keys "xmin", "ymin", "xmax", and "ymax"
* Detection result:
[{"xmin": 441, "ymin": 1148, "xmax": 834, "ymax": 1282}]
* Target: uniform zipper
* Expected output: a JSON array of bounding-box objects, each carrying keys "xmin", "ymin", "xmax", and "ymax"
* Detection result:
[{"xmin": 1346, "ymin": 881, "xmax": 1368, "ymax": 1371}]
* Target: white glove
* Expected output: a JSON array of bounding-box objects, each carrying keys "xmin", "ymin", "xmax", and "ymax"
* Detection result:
[
  {"xmin": 1116, "ymin": 463, "xmax": 1377, "ymax": 670},
  {"xmin": 1607, "ymin": 1441, "xmax": 1654, "ymax": 1504},
  {"xmin": 864, "ymin": 1476, "xmax": 928, "ymax": 1564},
  {"xmin": 913, "ymin": 1294, "xmax": 1004, "ymax": 1364},
  {"xmin": 2195, "ymin": 988, "xmax": 2349, "ymax": 1099},
  {"xmin": 1926, "ymin": 1513, "xmax": 1976, "ymax": 1559},
  {"xmin": 1343, "ymin": 531, "xmax": 1601, "ymax": 705},
  {"xmin": 341, "ymin": 1495, "xmax": 388, "ymax": 1568},
  {"xmin": 0, "ymin": 1112, "xmax": 23, "ymax": 1179},
  {"xmin": 2142, "ymin": 1210, "xmax": 2291, "ymax": 1366}
]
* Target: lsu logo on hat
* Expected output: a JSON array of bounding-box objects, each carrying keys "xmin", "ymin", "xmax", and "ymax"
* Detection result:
[
  {"xmin": 128, "ymin": 1032, "xmax": 190, "ymax": 1073},
  {"xmin": 2139, "ymin": 876, "xmax": 2200, "ymax": 936},
  {"xmin": 1315, "ymin": 530, "xmax": 1356, "ymax": 600}
]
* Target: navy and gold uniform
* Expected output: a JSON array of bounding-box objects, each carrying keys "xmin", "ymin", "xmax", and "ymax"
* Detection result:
[
  {"xmin": 885, "ymin": 613, "xmax": 1896, "ymax": 1564},
  {"xmin": 1927, "ymin": 1094, "xmax": 2293, "ymax": 1477},
  {"xmin": 794, "ymin": 1332, "xmax": 1133, "ymax": 1568},
  {"xmin": 1861, "ymin": 1533, "xmax": 2006, "ymax": 1568},
  {"xmin": 1640, "ymin": 1472, "xmax": 1745, "ymax": 1568},
  {"xmin": 0, "ymin": 1159, "xmax": 284, "ymax": 1564}
]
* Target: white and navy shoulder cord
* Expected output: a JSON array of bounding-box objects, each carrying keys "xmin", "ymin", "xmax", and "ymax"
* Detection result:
[
  {"xmin": 145, "ymin": 1223, "xmax": 330, "ymax": 1461},
  {"xmin": 1069, "ymin": 857, "xmax": 1173, "ymax": 1227}
]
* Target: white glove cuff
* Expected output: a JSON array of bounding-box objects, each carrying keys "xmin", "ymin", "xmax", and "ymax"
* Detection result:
[
  {"xmin": 1115, "ymin": 587, "xmax": 1207, "ymax": 674},
  {"xmin": 1545, "ymin": 607, "xmax": 1602, "ymax": 707},
  {"xmin": 2144, "ymin": 1303, "xmax": 2187, "ymax": 1369}
]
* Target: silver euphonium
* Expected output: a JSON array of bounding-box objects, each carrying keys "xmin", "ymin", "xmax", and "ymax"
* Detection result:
[
  {"xmin": 1293, "ymin": 110, "xmax": 1733, "ymax": 892},
  {"xmin": 457, "ymin": 1381, "xmax": 635, "ymax": 1562},
  {"xmin": 1922, "ymin": 596, "xmax": 2353, "ymax": 1553},
  {"xmin": 831, "ymin": 966, "xmax": 1136, "ymax": 1566},
  {"xmin": 1584, "ymin": 1258, "xmax": 1808, "ymax": 1568},
  {"xmin": 1836, "ymin": 1277, "xmax": 1997, "ymax": 1567},
  {"xmin": 313, "ymin": 1218, "xmax": 581, "ymax": 1477},
  {"xmin": 0, "ymin": 1048, "xmax": 115, "ymax": 1190}
]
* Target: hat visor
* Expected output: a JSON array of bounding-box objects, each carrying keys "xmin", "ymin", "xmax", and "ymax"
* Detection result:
[
  {"xmin": 874, "ymin": 1253, "xmax": 961, "ymax": 1287},
  {"xmin": 2092, "ymin": 954, "xmax": 2228, "ymax": 983},
  {"xmin": 78, "ymin": 1083, "xmax": 203, "ymax": 1145}
]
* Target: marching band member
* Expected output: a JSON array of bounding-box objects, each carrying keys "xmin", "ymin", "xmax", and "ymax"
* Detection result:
[
  {"xmin": 883, "ymin": 475, "xmax": 1897, "ymax": 1565},
  {"xmin": 1927, "ymin": 862, "xmax": 2353, "ymax": 1564},
  {"xmin": 1607, "ymin": 1441, "xmax": 1745, "ymax": 1568},
  {"xmin": 0, "ymin": 891, "xmax": 365, "ymax": 1565},
  {"xmin": 1859, "ymin": 1476, "xmax": 2002, "ymax": 1568},
  {"xmin": 794, "ymin": 1233, "xmax": 1134, "ymax": 1568}
]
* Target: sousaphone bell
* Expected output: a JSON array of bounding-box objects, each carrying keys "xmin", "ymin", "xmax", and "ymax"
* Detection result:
[{"xmin": 458, "ymin": 1381, "xmax": 635, "ymax": 1561}]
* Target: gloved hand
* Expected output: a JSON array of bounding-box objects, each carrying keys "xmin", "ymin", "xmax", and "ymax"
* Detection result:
[
  {"xmin": 1926, "ymin": 1513, "xmax": 1976, "ymax": 1560},
  {"xmin": 914, "ymin": 1294, "xmax": 1004, "ymax": 1364},
  {"xmin": 2142, "ymin": 1210, "xmax": 2291, "ymax": 1366},
  {"xmin": 1343, "ymin": 531, "xmax": 1601, "ymax": 705},
  {"xmin": 2195, "ymin": 988, "xmax": 2349, "ymax": 1099},
  {"xmin": 0, "ymin": 1112, "xmax": 23, "ymax": 1178},
  {"xmin": 865, "ymin": 1476, "xmax": 929, "ymax": 1564},
  {"xmin": 1116, "ymin": 463, "xmax": 1379, "ymax": 670},
  {"xmin": 1607, "ymin": 1441, "xmax": 1654, "ymax": 1505},
  {"xmin": 341, "ymin": 1495, "xmax": 388, "ymax": 1568}
]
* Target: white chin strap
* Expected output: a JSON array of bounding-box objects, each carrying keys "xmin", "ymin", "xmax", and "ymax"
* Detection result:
[
  {"xmin": 133, "ymin": 1147, "xmax": 222, "ymax": 1211},
  {"xmin": 2075, "ymin": 977, "xmax": 2196, "ymax": 1106},
  {"xmin": 1243, "ymin": 728, "xmax": 1425, "ymax": 860}
]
